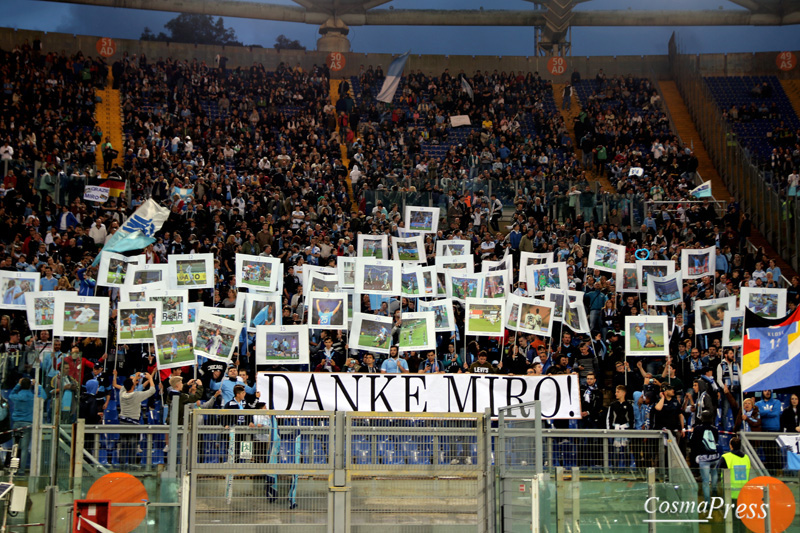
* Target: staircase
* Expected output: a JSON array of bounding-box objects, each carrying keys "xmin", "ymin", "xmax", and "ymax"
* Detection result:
[
  {"xmin": 330, "ymin": 78, "xmax": 356, "ymax": 213},
  {"xmin": 552, "ymin": 83, "xmax": 614, "ymax": 192},
  {"xmin": 94, "ymin": 77, "xmax": 124, "ymax": 176},
  {"xmin": 780, "ymin": 79, "xmax": 800, "ymax": 121},
  {"xmin": 661, "ymin": 80, "xmax": 797, "ymax": 279}
]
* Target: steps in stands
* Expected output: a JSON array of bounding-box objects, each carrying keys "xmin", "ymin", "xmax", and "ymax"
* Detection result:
[
  {"xmin": 781, "ymin": 79, "xmax": 800, "ymax": 122},
  {"xmin": 330, "ymin": 78, "xmax": 356, "ymax": 213},
  {"xmin": 94, "ymin": 78, "xmax": 124, "ymax": 176},
  {"xmin": 552, "ymin": 83, "xmax": 615, "ymax": 192},
  {"xmin": 661, "ymin": 80, "xmax": 797, "ymax": 280}
]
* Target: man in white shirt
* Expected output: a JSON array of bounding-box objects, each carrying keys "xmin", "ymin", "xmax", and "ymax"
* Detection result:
[
  {"xmin": 88, "ymin": 219, "xmax": 107, "ymax": 245},
  {"xmin": 0, "ymin": 142, "xmax": 13, "ymax": 161}
]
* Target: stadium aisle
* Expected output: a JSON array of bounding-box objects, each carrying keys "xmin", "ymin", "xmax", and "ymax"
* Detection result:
[{"xmin": 94, "ymin": 74, "xmax": 124, "ymax": 177}]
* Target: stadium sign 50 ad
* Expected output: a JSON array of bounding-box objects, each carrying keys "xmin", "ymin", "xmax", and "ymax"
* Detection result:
[{"xmin": 257, "ymin": 372, "xmax": 580, "ymax": 416}]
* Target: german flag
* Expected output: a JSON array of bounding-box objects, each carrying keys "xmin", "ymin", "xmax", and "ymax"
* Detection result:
[
  {"xmin": 742, "ymin": 305, "xmax": 800, "ymax": 392},
  {"xmin": 93, "ymin": 176, "xmax": 126, "ymax": 197}
]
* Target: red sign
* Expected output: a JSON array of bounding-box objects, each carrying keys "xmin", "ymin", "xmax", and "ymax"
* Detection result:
[
  {"xmin": 327, "ymin": 52, "xmax": 346, "ymax": 72},
  {"xmin": 547, "ymin": 56, "xmax": 567, "ymax": 76},
  {"xmin": 96, "ymin": 38, "xmax": 116, "ymax": 58},
  {"xmin": 519, "ymin": 484, "xmax": 526, "ymax": 492},
  {"xmin": 777, "ymin": 51, "xmax": 797, "ymax": 71}
]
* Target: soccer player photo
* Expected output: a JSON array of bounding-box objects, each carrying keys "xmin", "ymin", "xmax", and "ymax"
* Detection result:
[
  {"xmin": 505, "ymin": 295, "xmax": 522, "ymax": 331},
  {"xmin": 392, "ymin": 234, "xmax": 425, "ymax": 263},
  {"xmin": 637, "ymin": 260, "xmax": 675, "ymax": 293},
  {"xmin": 564, "ymin": 300, "xmax": 590, "ymax": 334},
  {"xmin": 25, "ymin": 291, "xmax": 56, "ymax": 330},
  {"xmin": 148, "ymin": 289, "xmax": 189, "ymax": 325},
  {"xmin": 53, "ymin": 294, "xmax": 110, "ymax": 338},
  {"xmin": 625, "ymin": 316, "xmax": 669, "ymax": 357},
  {"xmin": 616, "ymin": 263, "xmax": 640, "ymax": 293},
  {"xmin": 398, "ymin": 312, "xmax": 436, "ymax": 352},
  {"xmin": 351, "ymin": 313, "xmax": 394, "ymax": 354},
  {"xmin": 723, "ymin": 311, "xmax": 745, "ymax": 347},
  {"xmin": 647, "ymin": 272, "xmax": 683, "ymax": 307},
  {"xmin": 418, "ymin": 298, "xmax": 455, "ymax": 332},
  {"xmin": 436, "ymin": 239, "xmax": 471, "ymax": 258},
  {"xmin": 401, "ymin": 268, "xmax": 424, "ymax": 297},
  {"xmin": 194, "ymin": 309, "xmax": 242, "ymax": 363},
  {"xmin": 588, "ymin": 240, "xmax": 624, "ymax": 273},
  {"xmin": 255, "ymin": 325, "xmax": 310, "ymax": 365},
  {"xmin": 404, "ymin": 206, "xmax": 440, "ymax": 234},
  {"xmin": 517, "ymin": 299, "xmax": 555, "ymax": 337},
  {"xmin": 117, "ymin": 301, "xmax": 162, "ymax": 344},
  {"xmin": 526, "ymin": 263, "xmax": 567, "ymax": 296},
  {"xmin": 355, "ymin": 258, "xmax": 400, "ymax": 296},
  {"xmin": 357, "ymin": 234, "xmax": 388, "ymax": 259},
  {"xmin": 482, "ymin": 272, "xmax": 509, "ymax": 299},
  {"xmin": 168, "ymin": 253, "xmax": 214, "ymax": 290},
  {"xmin": 465, "ymin": 298, "xmax": 506, "ymax": 337},
  {"xmin": 308, "ymin": 291, "xmax": 348, "ymax": 329},
  {"xmin": 337, "ymin": 256, "xmax": 357, "ymax": 289},
  {"xmin": 544, "ymin": 288, "xmax": 583, "ymax": 322},
  {"xmin": 0, "ymin": 271, "xmax": 41, "ymax": 310},
  {"xmin": 695, "ymin": 296, "xmax": 736, "ymax": 334},
  {"xmin": 446, "ymin": 272, "xmax": 481, "ymax": 302},
  {"xmin": 153, "ymin": 324, "xmax": 196, "ymax": 370},
  {"xmin": 741, "ymin": 287, "xmax": 786, "ymax": 319},
  {"xmin": 308, "ymin": 271, "xmax": 340, "ymax": 293},
  {"xmin": 436, "ymin": 254, "xmax": 474, "ymax": 275},
  {"xmin": 519, "ymin": 252, "xmax": 553, "ymax": 285},
  {"xmin": 420, "ymin": 266, "xmax": 437, "ymax": 296},
  {"xmin": 245, "ymin": 293, "xmax": 281, "ymax": 333},
  {"xmin": 97, "ymin": 252, "xmax": 143, "ymax": 287},
  {"xmin": 681, "ymin": 246, "xmax": 716, "ymax": 280},
  {"xmin": 236, "ymin": 254, "xmax": 282, "ymax": 293},
  {"xmin": 125, "ymin": 264, "xmax": 168, "ymax": 288}
]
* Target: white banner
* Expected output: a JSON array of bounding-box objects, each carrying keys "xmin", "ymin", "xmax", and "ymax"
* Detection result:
[
  {"xmin": 450, "ymin": 115, "xmax": 472, "ymax": 127},
  {"xmin": 256, "ymin": 372, "xmax": 580, "ymax": 417},
  {"xmin": 83, "ymin": 186, "xmax": 110, "ymax": 202}
]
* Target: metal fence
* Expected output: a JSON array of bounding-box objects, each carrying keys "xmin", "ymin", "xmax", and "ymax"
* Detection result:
[
  {"xmin": 669, "ymin": 33, "xmax": 800, "ymax": 272},
  {"xmin": 740, "ymin": 432, "xmax": 798, "ymax": 480}
]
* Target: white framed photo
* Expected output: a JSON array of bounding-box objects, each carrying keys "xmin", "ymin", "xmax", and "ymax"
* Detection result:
[
  {"xmin": 505, "ymin": 294, "xmax": 522, "ymax": 331},
  {"xmin": 465, "ymin": 298, "xmax": 506, "ymax": 337},
  {"xmin": 588, "ymin": 240, "xmax": 624, "ymax": 274},
  {"xmin": 97, "ymin": 252, "xmax": 143, "ymax": 287},
  {"xmin": 681, "ymin": 246, "xmax": 716, "ymax": 280},
  {"xmin": 543, "ymin": 288, "xmax": 584, "ymax": 322},
  {"xmin": 519, "ymin": 252, "xmax": 554, "ymax": 284},
  {"xmin": 25, "ymin": 291, "xmax": 56, "ymax": 330},
  {"xmin": 302, "ymin": 265, "xmax": 336, "ymax": 291},
  {"xmin": 392, "ymin": 234, "xmax": 426, "ymax": 263},
  {"xmin": 354, "ymin": 258, "xmax": 401, "ymax": 296},
  {"xmin": 117, "ymin": 301, "xmax": 162, "ymax": 344},
  {"xmin": 337, "ymin": 256, "xmax": 357, "ymax": 290},
  {"xmin": 418, "ymin": 298, "xmax": 455, "ymax": 332},
  {"xmin": 236, "ymin": 254, "xmax": 282, "ymax": 293},
  {"xmin": 526, "ymin": 263, "xmax": 567, "ymax": 296},
  {"xmin": 187, "ymin": 302, "xmax": 203, "ymax": 324},
  {"xmin": 481, "ymin": 270, "xmax": 509, "ymax": 299},
  {"xmin": 647, "ymin": 272, "xmax": 684, "ymax": 307},
  {"xmin": 125, "ymin": 264, "xmax": 167, "ymax": 288},
  {"xmin": 740, "ymin": 287, "xmax": 787, "ymax": 319},
  {"xmin": 398, "ymin": 312, "xmax": 435, "ymax": 352},
  {"xmin": 446, "ymin": 271, "xmax": 482, "ymax": 302},
  {"xmin": 255, "ymin": 325, "xmax": 310, "ymax": 366},
  {"xmin": 351, "ymin": 312, "xmax": 393, "ymax": 354},
  {"xmin": 564, "ymin": 300, "xmax": 590, "ymax": 334},
  {"xmin": 404, "ymin": 205, "xmax": 440, "ymax": 234},
  {"xmin": 436, "ymin": 239, "xmax": 471, "ymax": 258},
  {"xmin": 205, "ymin": 306, "xmax": 240, "ymax": 323},
  {"xmin": 0, "ymin": 271, "xmax": 41, "ymax": 310},
  {"xmin": 722, "ymin": 311, "xmax": 745, "ymax": 347},
  {"xmin": 435, "ymin": 254, "xmax": 475, "ymax": 274},
  {"xmin": 617, "ymin": 263, "xmax": 640, "ymax": 293},
  {"xmin": 307, "ymin": 270, "xmax": 340, "ymax": 293},
  {"xmin": 695, "ymin": 296, "xmax": 737, "ymax": 334},
  {"xmin": 148, "ymin": 289, "xmax": 189, "ymax": 326},
  {"xmin": 419, "ymin": 266, "xmax": 437, "ymax": 296},
  {"xmin": 482, "ymin": 255, "xmax": 513, "ymax": 277},
  {"xmin": 53, "ymin": 294, "xmax": 110, "ymax": 338},
  {"xmin": 168, "ymin": 253, "xmax": 214, "ymax": 290},
  {"xmin": 357, "ymin": 234, "xmax": 389, "ymax": 259},
  {"xmin": 194, "ymin": 309, "xmax": 242, "ymax": 363},
  {"xmin": 245, "ymin": 292, "xmax": 282, "ymax": 332},
  {"xmin": 625, "ymin": 316, "xmax": 669, "ymax": 357},
  {"xmin": 120, "ymin": 285, "xmax": 151, "ymax": 302},
  {"xmin": 637, "ymin": 261, "xmax": 675, "ymax": 293},
  {"xmin": 307, "ymin": 291, "xmax": 348, "ymax": 329},
  {"xmin": 400, "ymin": 267, "xmax": 425, "ymax": 297},
  {"xmin": 153, "ymin": 324, "xmax": 196, "ymax": 370},
  {"xmin": 517, "ymin": 298, "xmax": 555, "ymax": 337}
]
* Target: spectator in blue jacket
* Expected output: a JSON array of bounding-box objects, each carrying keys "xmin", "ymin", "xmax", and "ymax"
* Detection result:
[
  {"xmin": 9, "ymin": 378, "xmax": 47, "ymax": 472},
  {"xmin": 756, "ymin": 390, "xmax": 782, "ymax": 432},
  {"xmin": 76, "ymin": 265, "xmax": 97, "ymax": 296},
  {"xmin": 210, "ymin": 366, "xmax": 255, "ymax": 405}
]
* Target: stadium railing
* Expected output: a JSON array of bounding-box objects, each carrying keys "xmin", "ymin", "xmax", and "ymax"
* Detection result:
[{"xmin": 739, "ymin": 432, "xmax": 797, "ymax": 481}]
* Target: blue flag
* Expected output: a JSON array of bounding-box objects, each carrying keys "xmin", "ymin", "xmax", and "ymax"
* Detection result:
[
  {"xmin": 376, "ymin": 52, "xmax": 410, "ymax": 104},
  {"xmin": 92, "ymin": 199, "xmax": 170, "ymax": 266},
  {"xmin": 690, "ymin": 180, "xmax": 712, "ymax": 198}
]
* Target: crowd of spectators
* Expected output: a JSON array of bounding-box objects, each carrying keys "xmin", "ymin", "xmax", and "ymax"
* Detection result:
[{"xmin": 0, "ymin": 42, "xmax": 797, "ymax": 476}]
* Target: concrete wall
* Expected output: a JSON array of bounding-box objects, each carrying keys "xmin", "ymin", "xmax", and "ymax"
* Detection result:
[{"xmin": 0, "ymin": 27, "xmax": 797, "ymax": 80}]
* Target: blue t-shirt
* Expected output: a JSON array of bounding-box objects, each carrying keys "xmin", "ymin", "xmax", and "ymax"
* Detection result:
[
  {"xmin": 318, "ymin": 311, "xmax": 334, "ymax": 326},
  {"xmin": 40, "ymin": 277, "xmax": 58, "ymax": 291}
]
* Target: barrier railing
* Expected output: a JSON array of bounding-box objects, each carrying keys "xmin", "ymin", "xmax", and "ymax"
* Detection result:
[{"xmin": 740, "ymin": 432, "xmax": 797, "ymax": 480}]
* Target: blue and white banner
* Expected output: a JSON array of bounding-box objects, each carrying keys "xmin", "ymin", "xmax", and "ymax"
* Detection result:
[
  {"xmin": 376, "ymin": 52, "xmax": 410, "ymax": 104},
  {"xmin": 690, "ymin": 180, "xmax": 712, "ymax": 198},
  {"xmin": 92, "ymin": 199, "xmax": 170, "ymax": 265},
  {"xmin": 171, "ymin": 186, "xmax": 194, "ymax": 202},
  {"xmin": 461, "ymin": 75, "xmax": 474, "ymax": 100}
]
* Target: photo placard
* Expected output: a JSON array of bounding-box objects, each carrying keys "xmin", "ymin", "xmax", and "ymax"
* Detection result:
[
  {"xmin": 446, "ymin": 271, "xmax": 482, "ymax": 302},
  {"xmin": 357, "ymin": 234, "xmax": 389, "ymax": 259},
  {"xmin": 245, "ymin": 292, "xmax": 282, "ymax": 332},
  {"xmin": 153, "ymin": 324, "xmax": 196, "ymax": 370},
  {"xmin": 53, "ymin": 294, "xmax": 110, "ymax": 338},
  {"xmin": 255, "ymin": 325, "xmax": 310, "ymax": 366},
  {"xmin": 625, "ymin": 316, "xmax": 669, "ymax": 357},
  {"xmin": 436, "ymin": 239, "xmax": 471, "ymax": 258},
  {"xmin": 168, "ymin": 253, "xmax": 214, "ymax": 289},
  {"xmin": 398, "ymin": 312, "xmax": 436, "ymax": 352},
  {"xmin": 307, "ymin": 291, "xmax": 348, "ymax": 330},
  {"xmin": 97, "ymin": 252, "xmax": 143, "ymax": 287},
  {"xmin": 148, "ymin": 289, "xmax": 189, "ymax": 326},
  {"xmin": 517, "ymin": 298, "xmax": 555, "ymax": 337},
  {"xmin": 526, "ymin": 263, "xmax": 567, "ymax": 296},
  {"xmin": 404, "ymin": 206, "xmax": 440, "ymax": 234},
  {"xmin": 337, "ymin": 256, "xmax": 356, "ymax": 290},
  {"xmin": 418, "ymin": 298, "xmax": 455, "ymax": 332},
  {"xmin": 392, "ymin": 234, "xmax": 426, "ymax": 263},
  {"xmin": 117, "ymin": 301, "xmax": 162, "ymax": 345},
  {"xmin": 194, "ymin": 309, "xmax": 242, "ymax": 363},
  {"xmin": 125, "ymin": 264, "xmax": 167, "ymax": 288},
  {"xmin": 695, "ymin": 296, "xmax": 737, "ymax": 334},
  {"xmin": 235, "ymin": 254, "xmax": 282, "ymax": 293},
  {"xmin": 681, "ymin": 246, "xmax": 716, "ymax": 280},
  {"xmin": 588, "ymin": 240, "xmax": 625, "ymax": 274},
  {"xmin": 647, "ymin": 272, "xmax": 684, "ymax": 307},
  {"xmin": 740, "ymin": 287, "xmax": 787, "ymax": 319},
  {"xmin": 465, "ymin": 298, "xmax": 506, "ymax": 337},
  {"xmin": 351, "ymin": 313, "xmax": 393, "ymax": 354},
  {"xmin": 637, "ymin": 260, "xmax": 675, "ymax": 293},
  {"xmin": 722, "ymin": 310, "xmax": 745, "ymax": 347},
  {"xmin": 354, "ymin": 258, "xmax": 401, "ymax": 296},
  {"xmin": 25, "ymin": 291, "xmax": 56, "ymax": 330},
  {"xmin": 0, "ymin": 271, "xmax": 41, "ymax": 310}
]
